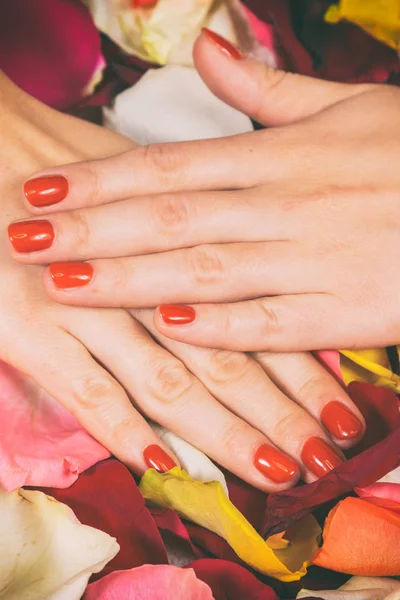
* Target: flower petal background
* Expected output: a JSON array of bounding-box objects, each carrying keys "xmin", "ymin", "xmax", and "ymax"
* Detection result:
[
  {"xmin": 0, "ymin": 487, "xmax": 118, "ymax": 600},
  {"xmin": 0, "ymin": 0, "xmax": 104, "ymax": 109},
  {"xmin": 84, "ymin": 565, "xmax": 215, "ymax": 599},
  {"xmin": 0, "ymin": 361, "xmax": 109, "ymax": 492}
]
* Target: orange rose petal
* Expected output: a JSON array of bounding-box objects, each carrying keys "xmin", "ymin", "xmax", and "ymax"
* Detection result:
[{"xmin": 313, "ymin": 497, "xmax": 400, "ymax": 576}]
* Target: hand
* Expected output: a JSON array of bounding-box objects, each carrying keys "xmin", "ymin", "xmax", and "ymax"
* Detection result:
[
  {"xmin": 0, "ymin": 74, "xmax": 364, "ymax": 490},
  {"xmin": 13, "ymin": 30, "xmax": 400, "ymax": 352}
]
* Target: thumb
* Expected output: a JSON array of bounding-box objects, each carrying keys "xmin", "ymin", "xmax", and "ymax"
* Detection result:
[{"xmin": 194, "ymin": 29, "xmax": 374, "ymax": 126}]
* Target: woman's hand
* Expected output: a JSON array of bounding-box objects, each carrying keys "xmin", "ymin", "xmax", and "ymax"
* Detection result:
[
  {"xmin": 15, "ymin": 30, "xmax": 400, "ymax": 352},
  {"xmin": 0, "ymin": 74, "xmax": 364, "ymax": 490}
]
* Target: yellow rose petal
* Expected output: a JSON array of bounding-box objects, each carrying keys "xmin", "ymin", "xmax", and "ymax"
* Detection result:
[
  {"xmin": 140, "ymin": 467, "xmax": 320, "ymax": 582},
  {"xmin": 325, "ymin": 0, "xmax": 400, "ymax": 50},
  {"xmin": 339, "ymin": 348, "xmax": 400, "ymax": 393}
]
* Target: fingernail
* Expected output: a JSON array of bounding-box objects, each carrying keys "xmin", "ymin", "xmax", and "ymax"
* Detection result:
[
  {"xmin": 321, "ymin": 401, "xmax": 363, "ymax": 440},
  {"xmin": 301, "ymin": 437, "xmax": 343, "ymax": 478},
  {"xmin": 49, "ymin": 262, "xmax": 93, "ymax": 288},
  {"xmin": 254, "ymin": 444, "xmax": 299, "ymax": 484},
  {"xmin": 8, "ymin": 220, "xmax": 54, "ymax": 253},
  {"xmin": 143, "ymin": 444, "xmax": 177, "ymax": 473},
  {"xmin": 202, "ymin": 28, "xmax": 244, "ymax": 60},
  {"xmin": 24, "ymin": 175, "xmax": 69, "ymax": 207},
  {"xmin": 159, "ymin": 304, "xmax": 196, "ymax": 325}
]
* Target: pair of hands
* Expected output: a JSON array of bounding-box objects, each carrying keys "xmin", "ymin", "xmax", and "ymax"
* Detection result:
[{"xmin": 6, "ymin": 27, "xmax": 397, "ymax": 491}]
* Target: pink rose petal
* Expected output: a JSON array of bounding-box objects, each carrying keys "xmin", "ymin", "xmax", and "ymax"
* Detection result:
[
  {"xmin": 0, "ymin": 361, "xmax": 109, "ymax": 491},
  {"xmin": 84, "ymin": 565, "xmax": 215, "ymax": 599}
]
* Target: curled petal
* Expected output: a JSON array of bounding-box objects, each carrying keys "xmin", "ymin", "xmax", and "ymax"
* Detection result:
[
  {"xmin": 313, "ymin": 497, "xmax": 400, "ymax": 576},
  {"xmin": 140, "ymin": 467, "xmax": 320, "ymax": 582}
]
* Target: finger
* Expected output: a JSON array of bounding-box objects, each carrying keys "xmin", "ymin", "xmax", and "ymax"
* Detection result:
[
  {"xmin": 153, "ymin": 294, "xmax": 388, "ymax": 351},
  {"xmin": 12, "ymin": 327, "xmax": 175, "ymax": 475},
  {"xmin": 194, "ymin": 28, "xmax": 375, "ymax": 126},
  {"xmin": 68, "ymin": 307, "xmax": 300, "ymax": 492},
  {"xmin": 134, "ymin": 309, "xmax": 345, "ymax": 483},
  {"xmin": 21, "ymin": 131, "xmax": 265, "ymax": 213},
  {"xmin": 42, "ymin": 243, "xmax": 323, "ymax": 307},
  {"xmin": 8, "ymin": 188, "xmax": 295, "ymax": 264},
  {"xmin": 253, "ymin": 351, "xmax": 365, "ymax": 448}
]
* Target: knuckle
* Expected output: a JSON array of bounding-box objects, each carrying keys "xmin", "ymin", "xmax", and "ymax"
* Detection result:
[
  {"xmin": 273, "ymin": 411, "xmax": 298, "ymax": 440},
  {"xmin": 148, "ymin": 361, "xmax": 195, "ymax": 406},
  {"xmin": 142, "ymin": 143, "xmax": 181, "ymax": 181},
  {"xmin": 68, "ymin": 209, "xmax": 91, "ymax": 253},
  {"xmin": 257, "ymin": 300, "xmax": 281, "ymax": 335},
  {"xmin": 74, "ymin": 374, "xmax": 122, "ymax": 412},
  {"xmin": 151, "ymin": 193, "xmax": 191, "ymax": 235},
  {"xmin": 188, "ymin": 245, "xmax": 225, "ymax": 285},
  {"xmin": 295, "ymin": 374, "xmax": 332, "ymax": 404},
  {"xmin": 80, "ymin": 161, "xmax": 102, "ymax": 206},
  {"xmin": 220, "ymin": 420, "xmax": 251, "ymax": 455},
  {"xmin": 206, "ymin": 350, "xmax": 251, "ymax": 386}
]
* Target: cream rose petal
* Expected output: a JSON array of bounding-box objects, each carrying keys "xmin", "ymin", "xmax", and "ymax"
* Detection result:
[
  {"xmin": 104, "ymin": 65, "xmax": 253, "ymax": 144},
  {"xmin": 0, "ymin": 488, "xmax": 119, "ymax": 600},
  {"xmin": 297, "ymin": 576, "xmax": 400, "ymax": 600}
]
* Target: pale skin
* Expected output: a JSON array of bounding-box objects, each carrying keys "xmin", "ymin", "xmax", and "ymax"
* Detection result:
[
  {"xmin": 1, "ymin": 70, "xmax": 365, "ymax": 491},
  {"xmin": 16, "ymin": 31, "xmax": 400, "ymax": 353}
]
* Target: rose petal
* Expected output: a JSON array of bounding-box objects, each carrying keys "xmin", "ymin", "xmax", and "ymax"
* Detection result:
[
  {"xmin": 140, "ymin": 467, "xmax": 320, "ymax": 581},
  {"xmin": 0, "ymin": 488, "xmax": 118, "ymax": 600},
  {"xmin": 104, "ymin": 65, "xmax": 253, "ymax": 145},
  {"xmin": 0, "ymin": 361, "xmax": 109, "ymax": 492},
  {"xmin": 298, "ymin": 575, "xmax": 400, "ymax": 600},
  {"xmin": 84, "ymin": 565, "xmax": 215, "ymax": 599},
  {"xmin": 0, "ymin": 0, "xmax": 103, "ymax": 109},
  {"xmin": 313, "ymin": 497, "xmax": 400, "ymax": 576},
  {"xmin": 43, "ymin": 459, "xmax": 168, "ymax": 579}
]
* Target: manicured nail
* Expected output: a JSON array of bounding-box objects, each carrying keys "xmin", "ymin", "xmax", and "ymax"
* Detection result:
[
  {"xmin": 254, "ymin": 444, "xmax": 299, "ymax": 484},
  {"xmin": 143, "ymin": 444, "xmax": 177, "ymax": 473},
  {"xmin": 49, "ymin": 262, "xmax": 93, "ymax": 289},
  {"xmin": 24, "ymin": 175, "xmax": 69, "ymax": 207},
  {"xmin": 321, "ymin": 401, "xmax": 363, "ymax": 441},
  {"xmin": 202, "ymin": 28, "xmax": 244, "ymax": 60},
  {"xmin": 301, "ymin": 437, "xmax": 343, "ymax": 478},
  {"xmin": 8, "ymin": 220, "xmax": 54, "ymax": 253},
  {"xmin": 159, "ymin": 304, "xmax": 196, "ymax": 325}
]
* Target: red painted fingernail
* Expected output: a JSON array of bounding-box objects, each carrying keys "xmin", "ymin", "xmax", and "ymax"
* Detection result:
[
  {"xmin": 24, "ymin": 175, "xmax": 68, "ymax": 207},
  {"xmin": 8, "ymin": 220, "xmax": 54, "ymax": 253},
  {"xmin": 321, "ymin": 401, "xmax": 363, "ymax": 441},
  {"xmin": 301, "ymin": 437, "xmax": 343, "ymax": 478},
  {"xmin": 143, "ymin": 444, "xmax": 177, "ymax": 473},
  {"xmin": 159, "ymin": 304, "xmax": 196, "ymax": 325},
  {"xmin": 49, "ymin": 262, "xmax": 93, "ymax": 288},
  {"xmin": 202, "ymin": 28, "xmax": 244, "ymax": 60},
  {"xmin": 254, "ymin": 444, "xmax": 299, "ymax": 484}
]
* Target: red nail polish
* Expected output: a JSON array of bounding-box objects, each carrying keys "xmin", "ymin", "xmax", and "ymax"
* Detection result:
[
  {"xmin": 143, "ymin": 444, "xmax": 177, "ymax": 473},
  {"xmin": 301, "ymin": 437, "xmax": 343, "ymax": 479},
  {"xmin": 49, "ymin": 262, "xmax": 93, "ymax": 288},
  {"xmin": 8, "ymin": 220, "xmax": 54, "ymax": 253},
  {"xmin": 24, "ymin": 175, "xmax": 68, "ymax": 207},
  {"xmin": 254, "ymin": 444, "xmax": 299, "ymax": 484},
  {"xmin": 159, "ymin": 304, "xmax": 196, "ymax": 325},
  {"xmin": 202, "ymin": 28, "xmax": 244, "ymax": 60},
  {"xmin": 321, "ymin": 401, "xmax": 363, "ymax": 441}
]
